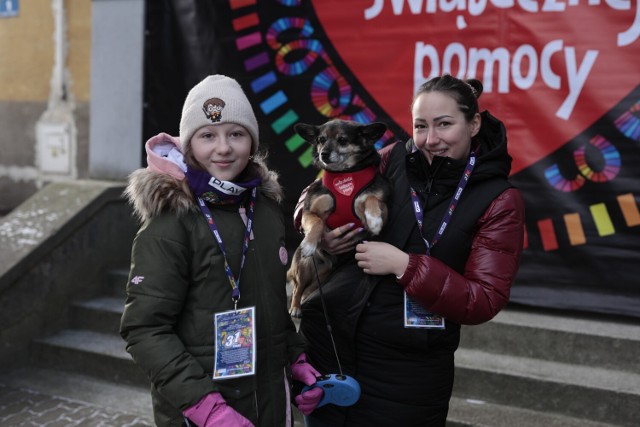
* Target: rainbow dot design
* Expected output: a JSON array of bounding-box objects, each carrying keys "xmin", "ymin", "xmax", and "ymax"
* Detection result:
[
  {"xmin": 537, "ymin": 218, "xmax": 559, "ymax": 251},
  {"xmin": 228, "ymin": 2, "xmax": 640, "ymax": 255},
  {"xmin": 535, "ymin": 192, "xmax": 640, "ymax": 251},
  {"xmin": 544, "ymin": 134, "xmax": 621, "ymax": 192},
  {"xmin": 311, "ymin": 67, "xmax": 352, "ymax": 117},
  {"xmin": 539, "ymin": 121, "xmax": 634, "ymax": 249},
  {"xmin": 574, "ymin": 136, "xmax": 620, "ymax": 183},
  {"xmin": 266, "ymin": 18, "xmax": 330, "ymax": 76},
  {"xmin": 618, "ymin": 193, "xmax": 640, "ymax": 227},
  {"xmin": 590, "ymin": 203, "xmax": 616, "ymax": 237},
  {"xmin": 544, "ymin": 164, "xmax": 585, "ymax": 192},
  {"xmin": 563, "ymin": 213, "xmax": 586, "ymax": 246},
  {"xmin": 231, "ymin": 5, "xmax": 392, "ymax": 167},
  {"xmin": 614, "ymin": 100, "xmax": 640, "ymax": 141},
  {"xmin": 276, "ymin": 0, "xmax": 300, "ymax": 6}
]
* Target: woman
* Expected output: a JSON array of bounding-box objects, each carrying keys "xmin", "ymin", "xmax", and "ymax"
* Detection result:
[
  {"xmin": 295, "ymin": 74, "xmax": 525, "ymax": 426},
  {"xmin": 120, "ymin": 75, "xmax": 321, "ymax": 427}
]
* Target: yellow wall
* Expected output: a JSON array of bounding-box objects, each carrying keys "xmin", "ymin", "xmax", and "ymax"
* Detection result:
[
  {"xmin": 0, "ymin": 0, "xmax": 91, "ymax": 102},
  {"xmin": 67, "ymin": 0, "xmax": 91, "ymax": 102}
]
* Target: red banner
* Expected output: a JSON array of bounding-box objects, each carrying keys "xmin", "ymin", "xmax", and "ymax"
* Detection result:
[{"xmin": 143, "ymin": 0, "xmax": 640, "ymax": 318}]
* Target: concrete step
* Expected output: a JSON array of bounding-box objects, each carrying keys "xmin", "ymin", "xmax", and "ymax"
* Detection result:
[
  {"xmin": 32, "ymin": 277, "xmax": 640, "ymax": 427},
  {"xmin": 77, "ymin": 269, "xmax": 315, "ymax": 426},
  {"xmin": 459, "ymin": 306, "xmax": 640, "ymax": 373},
  {"xmin": 31, "ymin": 291, "xmax": 310, "ymax": 426},
  {"xmin": 453, "ymin": 348, "xmax": 640, "ymax": 426},
  {"xmin": 105, "ymin": 268, "xmax": 129, "ymax": 299},
  {"xmin": 70, "ymin": 296, "xmax": 124, "ymax": 335},
  {"xmin": 447, "ymin": 396, "xmax": 616, "ymax": 427},
  {"xmin": 31, "ymin": 329, "xmax": 148, "ymax": 387}
]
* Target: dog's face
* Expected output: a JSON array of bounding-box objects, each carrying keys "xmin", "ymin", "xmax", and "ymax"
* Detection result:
[{"xmin": 294, "ymin": 119, "xmax": 387, "ymax": 172}]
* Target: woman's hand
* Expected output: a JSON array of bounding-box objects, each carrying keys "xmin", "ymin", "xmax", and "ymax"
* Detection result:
[
  {"xmin": 320, "ymin": 223, "xmax": 363, "ymax": 255},
  {"xmin": 355, "ymin": 241, "xmax": 409, "ymax": 277}
]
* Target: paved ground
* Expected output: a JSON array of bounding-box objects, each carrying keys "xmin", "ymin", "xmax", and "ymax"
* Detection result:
[
  {"xmin": 0, "ymin": 368, "xmax": 154, "ymax": 427},
  {"xmin": 0, "ymin": 385, "xmax": 153, "ymax": 427},
  {"xmin": 0, "ymin": 367, "xmax": 305, "ymax": 427}
]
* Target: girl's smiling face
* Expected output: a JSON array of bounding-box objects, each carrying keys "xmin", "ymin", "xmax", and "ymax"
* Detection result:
[
  {"xmin": 190, "ymin": 123, "xmax": 252, "ymax": 181},
  {"xmin": 411, "ymin": 91, "xmax": 481, "ymax": 164}
]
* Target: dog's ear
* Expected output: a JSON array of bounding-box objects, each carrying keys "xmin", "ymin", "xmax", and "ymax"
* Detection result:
[
  {"xmin": 294, "ymin": 123, "xmax": 319, "ymax": 143},
  {"xmin": 360, "ymin": 122, "xmax": 388, "ymax": 143}
]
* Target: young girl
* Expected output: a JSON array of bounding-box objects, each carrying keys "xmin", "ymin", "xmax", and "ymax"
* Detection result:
[{"xmin": 121, "ymin": 75, "xmax": 322, "ymax": 427}]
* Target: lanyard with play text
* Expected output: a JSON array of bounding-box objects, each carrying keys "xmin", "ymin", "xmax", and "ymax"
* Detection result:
[
  {"xmin": 410, "ymin": 152, "xmax": 476, "ymax": 255},
  {"xmin": 196, "ymin": 187, "xmax": 257, "ymax": 310}
]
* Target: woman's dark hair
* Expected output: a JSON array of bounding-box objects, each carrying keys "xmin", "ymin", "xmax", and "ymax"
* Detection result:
[{"xmin": 412, "ymin": 74, "xmax": 483, "ymax": 122}]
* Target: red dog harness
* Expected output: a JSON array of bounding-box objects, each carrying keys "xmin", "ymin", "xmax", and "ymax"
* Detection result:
[{"xmin": 321, "ymin": 166, "xmax": 377, "ymax": 230}]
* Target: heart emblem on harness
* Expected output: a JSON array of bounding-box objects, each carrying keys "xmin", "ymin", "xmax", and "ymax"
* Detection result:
[
  {"xmin": 311, "ymin": 2, "xmax": 639, "ymax": 173},
  {"xmin": 333, "ymin": 175, "xmax": 355, "ymax": 196}
]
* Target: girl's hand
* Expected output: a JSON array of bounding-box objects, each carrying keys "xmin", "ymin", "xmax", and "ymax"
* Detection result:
[{"xmin": 355, "ymin": 241, "xmax": 409, "ymax": 277}]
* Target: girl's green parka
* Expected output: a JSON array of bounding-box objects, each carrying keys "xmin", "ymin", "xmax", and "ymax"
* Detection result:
[{"xmin": 120, "ymin": 133, "xmax": 305, "ymax": 426}]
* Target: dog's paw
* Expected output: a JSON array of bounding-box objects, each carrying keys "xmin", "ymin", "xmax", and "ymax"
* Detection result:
[
  {"xmin": 300, "ymin": 241, "xmax": 317, "ymax": 257},
  {"xmin": 365, "ymin": 212, "xmax": 383, "ymax": 235},
  {"xmin": 289, "ymin": 306, "xmax": 303, "ymax": 318}
]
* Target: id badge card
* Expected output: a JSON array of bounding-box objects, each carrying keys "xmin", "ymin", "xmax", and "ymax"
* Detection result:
[
  {"xmin": 213, "ymin": 306, "xmax": 256, "ymax": 379},
  {"xmin": 404, "ymin": 292, "xmax": 445, "ymax": 329}
]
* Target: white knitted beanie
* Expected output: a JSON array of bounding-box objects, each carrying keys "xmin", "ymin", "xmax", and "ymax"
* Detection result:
[{"xmin": 179, "ymin": 75, "xmax": 259, "ymax": 154}]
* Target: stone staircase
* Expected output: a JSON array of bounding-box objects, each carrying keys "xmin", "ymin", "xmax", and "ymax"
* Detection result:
[
  {"xmin": 31, "ymin": 269, "xmax": 147, "ymax": 389},
  {"xmin": 447, "ymin": 306, "xmax": 640, "ymax": 426},
  {"xmin": 25, "ymin": 268, "xmax": 306, "ymax": 426},
  {"xmin": 22, "ymin": 269, "xmax": 640, "ymax": 426}
]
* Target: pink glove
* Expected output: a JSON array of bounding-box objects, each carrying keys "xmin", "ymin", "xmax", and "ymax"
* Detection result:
[
  {"xmin": 183, "ymin": 392, "xmax": 254, "ymax": 427},
  {"xmin": 291, "ymin": 353, "xmax": 324, "ymax": 415},
  {"xmin": 295, "ymin": 387, "xmax": 324, "ymax": 415}
]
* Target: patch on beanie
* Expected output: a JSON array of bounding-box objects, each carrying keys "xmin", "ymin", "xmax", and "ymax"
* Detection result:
[{"xmin": 202, "ymin": 98, "xmax": 226, "ymax": 123}]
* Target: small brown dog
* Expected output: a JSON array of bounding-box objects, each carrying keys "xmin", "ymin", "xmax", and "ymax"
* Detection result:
[{"xmin": 287, "ymin": 119, "xmax": 391, "ymax": 317}]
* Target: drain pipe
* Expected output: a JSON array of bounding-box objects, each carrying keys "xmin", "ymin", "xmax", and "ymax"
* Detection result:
[{"xmin": 35, "ymin": 0, "xmax": 77, "ymax": 187}]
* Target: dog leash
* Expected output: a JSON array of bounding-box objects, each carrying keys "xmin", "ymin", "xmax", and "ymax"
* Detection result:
[
  {"xmin": 311, "ymin": 253, "xmax": 344, "ymax": 376},
  {"xmin": 303, "ymin": 254, "xmax": 361, "ymax": 409}
]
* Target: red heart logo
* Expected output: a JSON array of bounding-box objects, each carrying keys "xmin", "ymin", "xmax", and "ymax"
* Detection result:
[
  {"xmin": 312, "ymin": 2, "xmax": 639, "ymax": 173},
  {"xmin": 333, "ymin": 175, "xmax": 355, "ymax": 196}
]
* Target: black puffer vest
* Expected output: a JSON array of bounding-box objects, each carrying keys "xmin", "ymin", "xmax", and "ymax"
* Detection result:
[{"xmin": 299, "ymin": 111, "xmax": 513, "ymax": 426}]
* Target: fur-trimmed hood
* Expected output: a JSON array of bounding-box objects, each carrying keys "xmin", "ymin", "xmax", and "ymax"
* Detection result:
[{"xmin": 125, "ymin": 133, "xmax": 284, "ymax": 223}]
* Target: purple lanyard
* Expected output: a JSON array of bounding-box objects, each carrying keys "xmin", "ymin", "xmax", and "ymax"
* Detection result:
[
  {"xmin": 196, "ymin": 187, "xmax": 257, "ymax": 310},
  {"xmin": 410, "ymin": 153, "xmax": 476, "ymax": 255}
]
